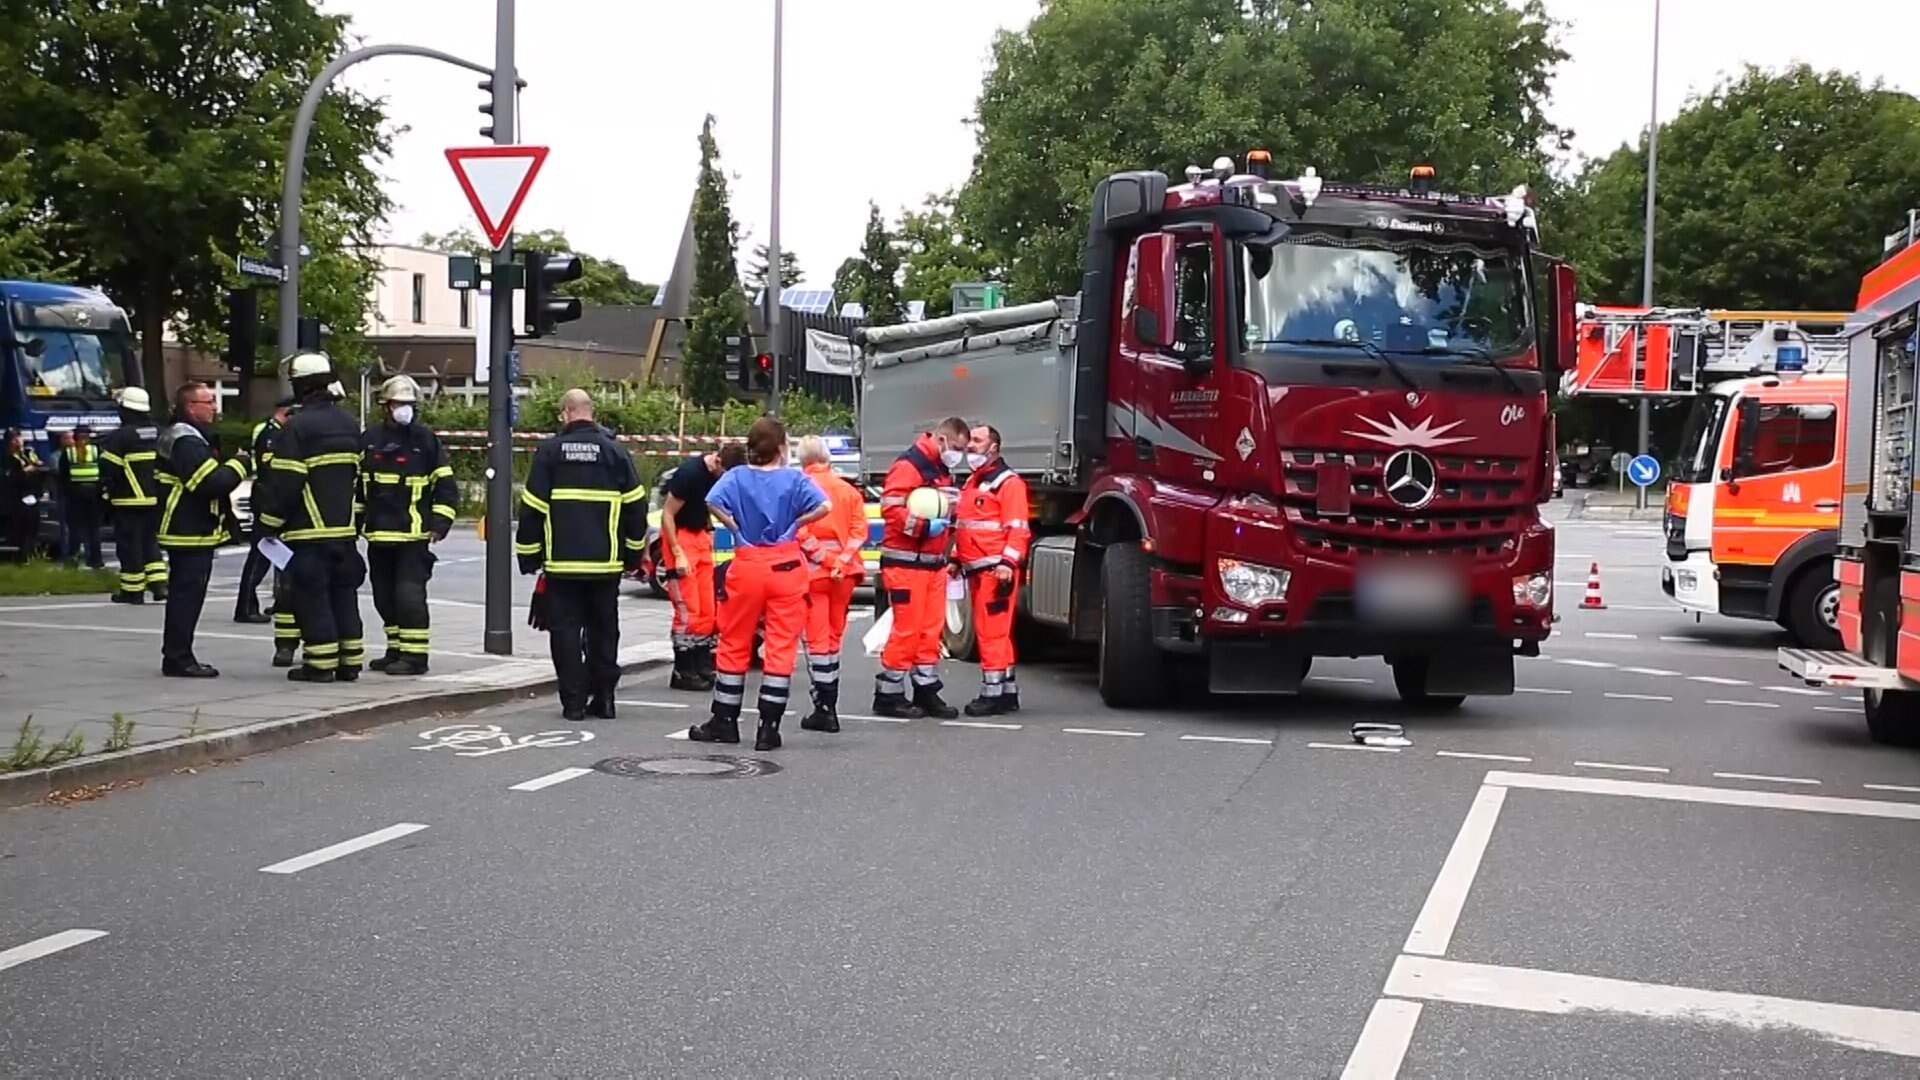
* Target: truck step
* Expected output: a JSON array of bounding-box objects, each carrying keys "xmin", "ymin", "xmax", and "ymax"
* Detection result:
[{"xmin": 1776, "ymin": 648, "xmax": 1920, "ymax": 691}]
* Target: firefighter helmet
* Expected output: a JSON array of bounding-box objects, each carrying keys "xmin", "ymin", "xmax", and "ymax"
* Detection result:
[
  {"xmin": 119, "ymin": 387, "xmax": 151, "ymax": 413},
  {"xmin": 379, "ymin": 375, "xmax": 420, "ymax": 404}
]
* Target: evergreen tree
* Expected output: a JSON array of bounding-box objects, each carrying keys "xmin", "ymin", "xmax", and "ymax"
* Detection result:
[
  {"xmin": 683, "ymin": 115, "xmax": 745, "ymax": 409},
  {"xmin": 853, "ymin": 203, "xmax": 904, "ymax": 327},
  {"xmin": 745, "ymin": 243, "xmax": 804, "ymax": 298}
]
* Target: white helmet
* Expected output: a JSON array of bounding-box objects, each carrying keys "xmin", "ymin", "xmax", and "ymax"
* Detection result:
[
  {"xmin": 287, "ymin": 351, "xmax": 332, "ymax": 380},
  {"xmin": 379, "ymin": 375, "xmax": 420, "ymax": 404},
  {"xmin": 119, "ymin": 387, "xmax": 151, "ymax": 413}
]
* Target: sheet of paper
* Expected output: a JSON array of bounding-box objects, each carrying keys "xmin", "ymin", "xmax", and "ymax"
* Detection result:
[
  {"xmin": 946, "ymin": 574, "xmax": 967, "ymax": 601},
  {"xmin": 257, "ymin": 535, "xmax": 294, "ymax": 570}
]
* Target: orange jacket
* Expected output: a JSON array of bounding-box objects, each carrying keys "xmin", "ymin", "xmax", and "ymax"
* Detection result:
[
  {"xmin": 955, "ymin": 458, "xmax": 1032, "ymax": 573},
  {"xmin": 798, "ymin": 462, "xmax": 867, "ymax": 584},
  {"xmin": 878, "ymin": 433, "xmax": 955, "ymax": 570}
]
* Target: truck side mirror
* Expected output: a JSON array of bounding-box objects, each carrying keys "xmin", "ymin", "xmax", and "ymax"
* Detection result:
[
  {"xmin": 1131, "ymin": 232, "xmax": 1180, "ymax": 352},
  {"xmin": 1550, "ymin": 262, "xmax": 1576, "ymax": 381},
  {"xmin": 1730, "ymin": 399, "xmax": 1759, "ymax": 482}
]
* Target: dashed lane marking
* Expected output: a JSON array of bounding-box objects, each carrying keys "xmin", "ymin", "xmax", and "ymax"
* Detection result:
[
  {"xmin": 616, "ymin": 699, "xmax": 690, "ymax": 709},
  {"xmin": 1060, "ymin": 727, "xmax": 1144, "ymax": 738},
  {"xmin": 1557, "ymin": 659, "xmax": 1614, "ymax": 669},
  {"xmin": 1584, "ymin": 632, "xmax": 1639, "ymax": 640},
  {"xmin": 1706, "ymin": 699, "xmax": 1780, "ymax": 709},
  {"xmin": 1865, "ymin": 784, "xmax": 1920, "ymax": 795},
  {"xmin": 1621, "ymin": 666, "xmax": 1682, "ymax": 677},
  {"xmin": 509, "ymin": 767, "xmax": 595, "ymax": 792},
  {"xmin": 1762, "ymin": 685, "xmax": 1829, "ymax": 697},
  {"xmin": 1605, "ymin": 692, "xmax": 1673, "ymax": 702},
  {"xmin": 1660, "ymin": 635, "xmax": 1711, "ymax": 644},
  {"xmin": 1180, "ymin": 735, "xmax": 1273, "ymax": 747},
  {"xmin": 258, "ymin": 823, "xmax": 428, "ymax": 875},
  {"xmin": 1575, "ymin": 761, "xmax": 1671, "ymax": 775},
  {"xmin": 0, "ymin": 930, "xmax": 108, "ymax": 973},
  {"xmin": 1516, "ymin": 687, "xmax": 1573, "ymax": 695},
  {"xmin": 1308, "ymin": 741, "xmax": 1402, "ymax": 754},
  {"xmin": 1689, "ymin": 675, "xmax": 1750, "ymax": 686},
  {"xmin": 1713, "ymin": 771, "xmax": 1820, "ymax": 786},
  {"xmin": 844, "ymin": 713, "xmax": 911, "ymax": 724},
  {"xmin": 1815, "ymin": 706, "xmax": 1856, "ymax": 714},
  {"xmin": 941, "ymin": 720, "xmax": 1022, "ymax": 731},
  {"xmin": 1436, "ymin": 750, "xmax": 1533, "ymax": 763}
]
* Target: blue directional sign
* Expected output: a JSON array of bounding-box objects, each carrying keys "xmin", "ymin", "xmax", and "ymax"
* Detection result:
[
  {"xmin": 1626, "ymin": 454, "xmax": 1661, "ymax": 488},
  {"xmin": 1776, "ymin": 344, "xmax": 1806, "ymax": 374}
]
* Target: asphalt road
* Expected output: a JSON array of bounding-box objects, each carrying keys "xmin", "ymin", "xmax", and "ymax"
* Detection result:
[{"xmin": 5, "ymin": 505, "xmax": 1920, "ymax": 1077}]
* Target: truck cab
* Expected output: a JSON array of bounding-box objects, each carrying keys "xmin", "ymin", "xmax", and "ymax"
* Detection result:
[{"xmin": 1664, "ymin": 373, "xmax": 1844, "ymax": 646}]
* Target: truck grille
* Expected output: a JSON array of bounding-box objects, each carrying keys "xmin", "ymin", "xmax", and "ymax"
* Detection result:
[{"xmin": 1280, "ymin": 449, "xmax": 1529, "ymax": 561}]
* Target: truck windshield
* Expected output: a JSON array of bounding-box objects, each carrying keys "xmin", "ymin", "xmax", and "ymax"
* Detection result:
[
  {"xmin": 10, "ymin": 301, "xmax": 134, "ymax": 402},
  {"xmin": 1237, "ymin": 230, "xmax": 1530, "ymax": 372},
  {"xmin": 1674, "ymin": 394, "xmax": 1730, "ymax": 484}
]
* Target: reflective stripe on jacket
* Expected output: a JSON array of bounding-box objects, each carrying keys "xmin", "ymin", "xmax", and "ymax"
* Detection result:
[
  {"xmin": 255, "ymin": 398, "xmax": 362, "ymax": 542},
  {"xmin": 515, "ymin": 420, "xmax": 648, "ymax": 576},
  {"xmin": 798, "ymin": 462, "xmax": 867, "ymax": 583},
  {"xmin": 877, "ymin": 434, "xmax": 955, "ymax": 570},
  {"xmin": 358, "ymin": 421, "xmax": 458, "ymax": 543},
  {"xmin": 955, "ymin": 459, "xmax": 1032, "ymax": 573},
  {"xmin": 156, "ymin": 422, "xmax": 248, "ymax": 547}
]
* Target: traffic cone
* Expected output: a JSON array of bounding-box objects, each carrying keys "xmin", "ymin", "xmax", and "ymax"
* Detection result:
[{"xmin": 1581, "ymin": 562, "xmax": 1607, "ymax": 610}]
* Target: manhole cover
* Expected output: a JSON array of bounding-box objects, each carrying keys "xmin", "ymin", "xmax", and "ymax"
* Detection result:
[{"xmin": 592, "ymin": 755, "xmax": 781, "ymax": 780}]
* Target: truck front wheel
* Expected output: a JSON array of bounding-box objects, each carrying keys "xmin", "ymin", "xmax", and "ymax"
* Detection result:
[
  {"xmin": 1097, "ymin": 543, "xmax": 1168, "ymax": 708},
  {"xmin": 1864, "ymin": 577, "xmax": 1920, "ymax": 746},
  {"xmin": 1391, "ymin": 658, "xmax": 1466, "ymax": 711},
  {"xmin": 1783, "ymin": 564, "xmax": 1842, "ymax": 650}
]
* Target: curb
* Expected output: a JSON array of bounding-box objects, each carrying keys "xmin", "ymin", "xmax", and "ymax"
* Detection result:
[{"xmin": 0, "ymin": 655, "xmax": 671, "ymax": 809}]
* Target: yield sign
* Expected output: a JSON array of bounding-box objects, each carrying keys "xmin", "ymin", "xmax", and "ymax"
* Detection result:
[{"xmin": 445, "ymin": 145, "xmax": 550, "ymax": 248}]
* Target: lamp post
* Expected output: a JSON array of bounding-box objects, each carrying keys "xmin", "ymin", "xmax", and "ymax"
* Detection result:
[
  {"xmin": 766, "ymin": 0, "xmax": 786, "ymax": 417},
  {"xmin": 1636, "ymin": 0, "xmax": 1662, "ymax": 510}
]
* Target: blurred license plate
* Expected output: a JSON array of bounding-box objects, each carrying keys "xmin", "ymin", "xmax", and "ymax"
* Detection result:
[{"xmin": 1357, "ymin": 565, "xmax": 1465, "ymax": 622}]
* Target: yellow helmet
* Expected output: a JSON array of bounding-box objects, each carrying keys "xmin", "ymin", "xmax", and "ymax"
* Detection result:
[{"xmin": 379, "ymin": 375, "xmax": 420, "ymax": 404}]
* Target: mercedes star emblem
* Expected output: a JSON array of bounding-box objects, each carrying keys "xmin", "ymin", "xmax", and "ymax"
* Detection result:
[{"xmin": 1382, "ymin": 448, "xmax": 1438, "ymax": 509}]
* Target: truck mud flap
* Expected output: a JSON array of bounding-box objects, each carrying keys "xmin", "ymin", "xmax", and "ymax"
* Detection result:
[
  {"xmin": 1416, "ymin": 650, "xmax": 1515, "ymax": 696},
  {"xmin": 1207, "ymin": 641, "xmax": 1311, "ymax": 695}
]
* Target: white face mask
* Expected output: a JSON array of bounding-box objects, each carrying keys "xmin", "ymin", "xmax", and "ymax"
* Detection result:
[
  {"xmin": 390, "ymin": 404, "xmax": 415, "ymax": 426},
  {"xmin": 940, "ymin": 448, "xmax": 964, "ymax": 468},
  {"xmin": 965, "ymin": 452, "xmax": 989, "ymax": 470}
]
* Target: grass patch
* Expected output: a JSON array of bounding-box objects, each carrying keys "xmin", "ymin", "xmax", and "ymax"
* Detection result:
[
  {"xmin": 4, "ymin": 716, "xmax": 87, "ymax": 772},
  {"xmin": 0, "ymin": 559, "xmax": 116, "ymax": 597}
]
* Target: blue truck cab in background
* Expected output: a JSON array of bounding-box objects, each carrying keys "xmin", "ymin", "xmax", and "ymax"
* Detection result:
[{"xmin": 1, "ymin": 280, "xmax": 141, "ymax": 546}]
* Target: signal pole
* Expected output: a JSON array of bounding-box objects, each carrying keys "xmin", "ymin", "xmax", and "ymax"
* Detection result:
[
  {"xmin": 1636, "ymin": 0, "xmax": 1661, "ymax": 511},
  {"xmin": 483, "ymin": 0, "xmax": 518, "ymax": 655},
  {"xmin": 766, "ymin": 0, "xmax": 785, "ymax": 417}
]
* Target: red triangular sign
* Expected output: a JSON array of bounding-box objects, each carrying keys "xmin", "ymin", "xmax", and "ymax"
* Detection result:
[{"xmin": 446, "ymin": 145, "xmax": 550, "ymax": 248}]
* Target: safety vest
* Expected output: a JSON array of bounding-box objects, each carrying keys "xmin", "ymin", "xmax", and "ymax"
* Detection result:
[
  {"xmin": 955, "ymin": 459, "xmax": 1033, "ymax": 573},
  {"xmin": 67, "ymin": 444, "xmax": 101, "ymax": 486},
  {"xmin": 877, "ymin": 434, "xmax": 957, "ymax": 570},
  {"xmin": 798, "ymin": 463, "xmax": 867, "ymax": 582}
]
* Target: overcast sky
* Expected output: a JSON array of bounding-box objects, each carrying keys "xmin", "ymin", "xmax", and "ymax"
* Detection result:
[{"xmin": 322, "ymin": 0, "xmax": 1920, "ymax": 289}]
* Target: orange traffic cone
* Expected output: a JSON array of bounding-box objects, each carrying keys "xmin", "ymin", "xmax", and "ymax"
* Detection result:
[{"xmin": 1581, "ymin": 562, "xmax": 1607, "ymax": 610}]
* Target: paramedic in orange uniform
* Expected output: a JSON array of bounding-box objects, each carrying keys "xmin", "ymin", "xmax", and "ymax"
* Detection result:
[
  {"xmin": 660, "ymin": 443, "xmax": 747, "ymax": 691},
  {"xmin": 873, "ymin": 415, "xmax": 969, "ymax": 719},
  {"xmin": 687, "ymin": 417, "xmax": 830, "ymax": 752},
  {"xmin": 955, "ymin": 424, "xmax": 1032, "ymax": 716},
  {"xmin": 794, "ymin": 435, "xmax": 867, "ymax": 732}
]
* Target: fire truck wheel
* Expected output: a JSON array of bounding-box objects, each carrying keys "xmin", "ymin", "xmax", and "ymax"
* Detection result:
[
  {"xmin": 1391, "ymin": 658, "xmax": 1466, "ymax": 711},
  {"xmin": 1097, "ymin": 542, "xmax": 1168, "ymax": 708},
  {"xmin": 1783, "ymin": 566, "xmax": 1842, "ymax": 650},
  {"xmin": 1864, "ymin": 578, "xmax": 1920, "ymax": 746}
]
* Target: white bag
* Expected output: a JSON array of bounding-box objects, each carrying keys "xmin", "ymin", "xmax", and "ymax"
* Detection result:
[{"xmin": 862, "ymin": 606, "xmax": 894, "ymax": 657}]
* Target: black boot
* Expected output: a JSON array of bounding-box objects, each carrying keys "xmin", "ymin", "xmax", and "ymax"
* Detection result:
[
  {"xmin": 233, "ymin": 600, "xmax": 268, "ymax": 625},
  {"xmin": 562, "ymin": 699, "xmax": 587, "ymax": 722},
  {"xmin": 914, "ymin": 684, "xmax": 960, "ymax": 720},
  {"xmin": 287, "ymin": 665, "xmax": 335, "ymax": 684},
  {"xmin": 111, "ymin": 590, "xmax": 144, "ymax": 605},
  {"xmin": 148, "ymin": 584, "xmax": 167, "ymax": 602},
  {"xmin": 586, "ymin": 692, "xmax": 616, "ymax": 720},
  {"xmin": 670, "ymin": 648, "xmax": 714, "ymax": 692},
  {"xmin": 368, "ymin": 652, "xmax": 399, "ymax": 673},
  {"xmin": 872, "ymin": 694, "xmax": 924, "ymax": 720},
  {"xmin": 383, "ymin": 656, "xmax": 428, "ymax": 677},
  {"xmin": 688, "ymin": 714, "xmax": 740, "ymax": 743},
  {"xmin": 802, "ymin": 681, "xmax": 840, "ymax": 732},
  {"xmin": 272, "ymin": 645, "xmax": 298, "ymax": 668},
  {"xmin": 1002, "ymin": 691, "xmax": 1021, "ymax": 714},
  {"xmin": 964, "ymin": 695, "xmax": 1014, "ymax": 717},
  {"xmin": 754, "ymin": 701, "xmax": 783, "ymax": 751}
]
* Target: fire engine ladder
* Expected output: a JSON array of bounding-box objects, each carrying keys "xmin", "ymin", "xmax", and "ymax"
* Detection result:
[{"xmin": 1563, "ymin": 308, "xmax": 1851, "ymax": 398}]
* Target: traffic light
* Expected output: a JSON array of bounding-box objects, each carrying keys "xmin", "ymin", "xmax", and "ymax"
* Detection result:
[
  {"xmin": 754, "ymin": 353, "xmax": 773, "ymax": 390},
  {"xmin": 476, "ymin": 74, "xmax": 527, "ymax": 140},
  {"xmin": 296, "ymin": 316, "xmax": 323, "ymax": 351},
  {"xmin": 520, "ymin": 249, "xmax": 583, "ymax": 338},
  {"xmin": 223, "ymin": 288, "xmax": 258, "ymax": 373},
  {"xmin": 730, "ymin": 333, "xmax": 752, "ymax": 388}
]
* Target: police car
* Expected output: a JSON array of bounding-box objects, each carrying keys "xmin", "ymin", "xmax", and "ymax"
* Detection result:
[{"xmin": 629, "ymin": 434, "xmax": 881, "ymax": 598}]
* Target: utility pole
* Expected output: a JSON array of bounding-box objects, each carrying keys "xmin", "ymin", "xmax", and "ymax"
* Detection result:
[
  {"xmin": 766, "ymin": 0, "xmax": 786, "ymax": 417},
  {"xmin": 1636, "ymin": 0, "xmax": 1662, "ymax": 511},
  {"xmin": 482, "ymin": 0, "xmax": 518, "ymax": 655}
]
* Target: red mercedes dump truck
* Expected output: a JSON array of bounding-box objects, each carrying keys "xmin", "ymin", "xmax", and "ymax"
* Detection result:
[
  {"xmin": 857, "ymin": 155, "xmax": 1577, "ymax": 709},
  {"xmin": 1779, "ymin": 216, "xmax": 1920, "ymax": 745}
]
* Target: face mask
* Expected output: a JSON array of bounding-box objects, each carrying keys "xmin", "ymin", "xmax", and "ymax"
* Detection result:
[
  {"xmin": 390, "ymin": 404, "xmax": 415, "ymax": 426},
  {"xmin": 965, "ymin": 452, "xmax": 989, "ymax": 470},
  {"xmin": 941, "ymin": 448, "xmax": 964, "ymax": 468}
]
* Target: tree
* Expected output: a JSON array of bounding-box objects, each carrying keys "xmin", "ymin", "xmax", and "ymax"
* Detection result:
[
  {"xmin": 744, "ymin": 243, "xmax": 804, "ymax": 299},
  {"xmin": 682, "ymin": 115, "xmax": 745, "ymax": 409},
  {"xmin": 1558, "ymin": 65, "xmax": 1920, "ymax": 311},
  {"xmin": 0, "ymin": 1, "xmax": 393, "ymax": 397},
  {"xmin": 849, "ymin": 203, "xmax": 904, "ymax": 327},
  {"xmin": 897, "ymin": 191, "xmax": 998, "ymax": 319},
  {"xmin": 418, "ymin": 227, "xmax": 658, "ymax": 307},
  {"xmin": 831, "ymin": 257, "xmax": 864, "ymax": 306},
  {"xmin": 0, "ymin": 142, "xmax": 70, "ymax": 279},
  {"xmin": 959, "ymin": 0, "xmax": 1568, "ymax": 299}
]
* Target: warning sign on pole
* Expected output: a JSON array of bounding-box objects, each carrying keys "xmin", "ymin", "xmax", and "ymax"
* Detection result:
[{"xmin": 445, "ymin": 145, "xmax": 550, "ymax": 248}]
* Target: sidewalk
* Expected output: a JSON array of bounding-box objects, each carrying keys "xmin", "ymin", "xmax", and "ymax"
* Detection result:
[
  {"xmin": 0, "ymin": 580, "xmax": 673, "ymax": 800},
  {"xmin": 1565, "ymin": 486, "xmax": 1667, "ymax": 521}
]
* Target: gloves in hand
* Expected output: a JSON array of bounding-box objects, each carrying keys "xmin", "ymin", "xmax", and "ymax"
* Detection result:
[
  {"xmin": 924, "ymin": 517, "xmax": 948, "ymax": 537},
  {"xmin": 528, "ymin": 573, "xmax": 550, "ymax": 631}
]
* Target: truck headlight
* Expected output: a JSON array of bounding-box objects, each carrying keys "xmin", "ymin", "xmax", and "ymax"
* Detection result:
[
  {"xmin": 1512, "ymin": 571, "xmax": 1552, "ymax": 608},
  {"xmin": 1218, "ymin": 558, "xmax": 1290, "ymax": 605}
]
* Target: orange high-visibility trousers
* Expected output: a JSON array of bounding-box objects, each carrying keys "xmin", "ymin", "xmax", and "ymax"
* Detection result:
[
  {"xmin": 712, "ymin": 542, "xmax": 808, "ymax": 724},
  {"xmin": 664, "ymin": 528, "xmax": 716, "ymax": 650},
  {"xmin": 970, "ymin": 569, "xmax": 1020, "ymax": 702},
  {"xmin": 805, "ymin": 576, "xmax": 859, "ymax": 710},
  {"xmin": 876, "ymin": 564, "xmax": 947, "ymax": 701}
]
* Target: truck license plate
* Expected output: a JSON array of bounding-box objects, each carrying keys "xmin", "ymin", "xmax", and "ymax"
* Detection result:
[{"xmin": 1356, "ymin": 564, "xmax": 1466, "ymax": 624}]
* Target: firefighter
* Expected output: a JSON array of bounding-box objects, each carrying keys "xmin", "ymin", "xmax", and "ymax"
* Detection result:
[
  {"xmin": 659, "ymin": 443, "xmax": 747, "ymax": 691},
  {"xmin": 872, "ymin": 415, "xmax": 969, "ymax": 719},
  {"xmin": 686, "ymin": 415, "xmax": 830, "ymax": 751},
  {"xmin": 99, "ymin": 387, "xmax": 166, "ymax": 601},
  {"xmin": 359, "ymin": 375, "xmax": 457, "ymax": 677},
  {"xmin": 58, "ymin": 424, "xmax": 106, "ymax": 570},
  {"xmin": 516, "ymin": 388, "xmax": 648, "ymax": 722},
  {"xmin": 795, "ymin": 434, "xmax": 866, "ymax": 733},
  {"xmin": 254, "ymin": 353, "xmax": 365, "ymax": 684},
  {"xmin": 955, "ymin": 424, "xmax": 1032, "ymax": 715},
  {"xmin": 234, "ymin": 394, "xmax": 293, "ymax": 625},
  {"xmin": 3, "ymin": 427, "xmax": 47, "ymax": 561},
  {"xmin": 154, "ymin": 382, "xmax": 249, "ymax": 677}
]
